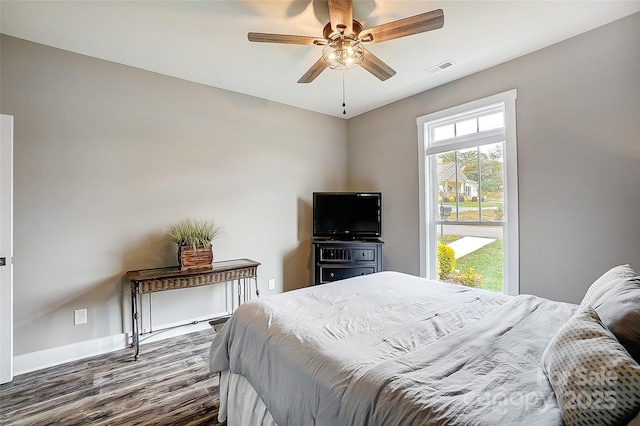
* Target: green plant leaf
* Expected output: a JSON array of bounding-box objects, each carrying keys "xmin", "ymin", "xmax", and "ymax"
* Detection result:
[{"xmin": 167, "ymin": 218, "xmax": 222, "ymax": 247}]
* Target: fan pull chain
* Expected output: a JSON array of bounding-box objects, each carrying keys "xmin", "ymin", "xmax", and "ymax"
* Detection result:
[{"xmin": 342, "ymin": 71, "xmax": 347, "ymax": 115}]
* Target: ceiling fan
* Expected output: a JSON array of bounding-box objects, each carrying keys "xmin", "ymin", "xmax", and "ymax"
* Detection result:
[{"xmin": 248, "ymin": 0, "xmax": 444, "ymax": 83}]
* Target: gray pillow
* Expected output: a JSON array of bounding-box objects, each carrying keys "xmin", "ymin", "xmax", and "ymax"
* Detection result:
[
  {"xmin": 591, "ymin": 275, "xmax": 640, "ymax": 363},
  {"xmin": 541, "ymin": 306, "xmax": 640, "ymax": 426},
  {"xmin": 581, "ymin": 264, "xmax": 637, "ymax": 307}
]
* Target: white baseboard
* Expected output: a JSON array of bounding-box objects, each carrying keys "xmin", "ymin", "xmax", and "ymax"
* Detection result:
[
  {"xmin": 13, "ymin": 333, "xmax": 129, "ymax": 376},
  {"xmin": 13, "ymin": 312, "xmax": 225, "ymax": 376}
]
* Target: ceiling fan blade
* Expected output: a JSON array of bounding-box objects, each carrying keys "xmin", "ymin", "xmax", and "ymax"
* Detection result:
[
  {"xmin": 248, "ymin": 32, "xmax": 321, "ymax": 45},
  {"xmin": 328, "ymin": 0, "xmax": 353, "ymax": 34},
  {"xmin": 298, "ymin": 58, "xmax": 329, "ymax": 83},
  {"xmin": 361, "ymin": 49, "xmax": 396, "ymax": 81},
  {"xmin": 360, "ymin": 9, "xmax": 444, "ymax": 44}
]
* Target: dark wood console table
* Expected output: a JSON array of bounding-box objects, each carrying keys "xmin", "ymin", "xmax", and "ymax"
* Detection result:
[{"xmin": 127, "ymin": 258, "xmax": 260, "ymax": 359}]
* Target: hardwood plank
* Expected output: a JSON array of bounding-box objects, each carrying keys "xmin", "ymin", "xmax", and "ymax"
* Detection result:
[{"xmin": 0, "ymin": 328, "xmax": 224, "ymax": 425}]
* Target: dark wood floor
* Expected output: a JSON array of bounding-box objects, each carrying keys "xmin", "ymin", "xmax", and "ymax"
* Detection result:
[{"xmin": 0, "ymin": 328, "xmax": 224, "ymax": 425}]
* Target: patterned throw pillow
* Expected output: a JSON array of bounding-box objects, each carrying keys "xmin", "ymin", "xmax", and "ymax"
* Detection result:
[
  {"xmin": 541, "ymin": 306, "xmax": 640, "ymax": 426},
  {"xmin": 581, "ymin": 264, "xmax": 637, "ymax": 307}
]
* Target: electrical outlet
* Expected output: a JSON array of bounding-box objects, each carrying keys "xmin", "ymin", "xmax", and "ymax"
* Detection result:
[
  {"xmin": 268, "ymin": 278, "xmax": 275, "ymax": 290},
  {"xmin": 74, "ymin": 308, "xmax": 87, "ymax": 325}
]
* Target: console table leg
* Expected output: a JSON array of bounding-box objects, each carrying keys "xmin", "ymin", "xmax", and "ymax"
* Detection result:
[
  {"xmin": 131, "ymin": 289, "xmax": 140, "ymax": 360},
  {"xmin": 224, "ymin": 280, "xmax": 229, "ymax": 316}
]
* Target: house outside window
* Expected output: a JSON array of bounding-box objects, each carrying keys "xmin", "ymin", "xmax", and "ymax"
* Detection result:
[
  {"xmin": 417, "ymin": 90, "xmax": 519, "ymax": 295},
  {"xmin": 438, "ymin": 163, "xmax": 478, "ymax": 199}
]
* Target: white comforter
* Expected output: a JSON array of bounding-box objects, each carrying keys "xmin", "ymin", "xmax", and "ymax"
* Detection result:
[{"xmin": 209, "ymin": 271, "xmax": 576, "ymax": 425}]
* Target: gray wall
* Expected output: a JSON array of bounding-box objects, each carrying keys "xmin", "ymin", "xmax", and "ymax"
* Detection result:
[
  {"xmin": 348, "ymin": 13, "xmax": 640, "ymax": 304},
  {"xmin": 0, "ymin": 35, "xmax": 348, "ymax": 355}
]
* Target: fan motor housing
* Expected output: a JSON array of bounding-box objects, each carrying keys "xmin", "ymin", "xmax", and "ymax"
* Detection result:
[{"xmin": 323, "ymin": 20, "xmax": 363, "ymax": 40}]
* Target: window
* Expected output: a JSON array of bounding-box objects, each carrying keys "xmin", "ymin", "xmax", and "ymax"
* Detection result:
[{"xmin": 417, "ymin": 90, "xmax": 519, "ymax": 295}]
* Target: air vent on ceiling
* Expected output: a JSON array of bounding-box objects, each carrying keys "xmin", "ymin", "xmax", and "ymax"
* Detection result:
[{"xmin": 424, "ymin": 60, "xmax": 454, "ymax": 76}]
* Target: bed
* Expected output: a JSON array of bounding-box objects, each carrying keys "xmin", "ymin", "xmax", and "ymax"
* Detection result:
[{"xmin": 209, "ymin": 269, "xmax": 640, "ymax": 425}]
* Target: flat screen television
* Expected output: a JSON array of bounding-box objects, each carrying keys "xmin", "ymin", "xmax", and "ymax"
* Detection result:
[{"xmin": 313, "ymin": 192, "xmax": 382, "ymax": 239}]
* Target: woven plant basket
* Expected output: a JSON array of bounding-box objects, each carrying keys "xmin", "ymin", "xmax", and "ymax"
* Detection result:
[{"xmin": 178, "ymin": 244, "xmax": 213, "ymax": 271}]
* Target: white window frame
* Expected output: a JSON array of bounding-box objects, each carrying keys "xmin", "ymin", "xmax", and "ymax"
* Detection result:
[{"xmin": 417, "ymin": 90, "xmax": 519, "ymax": 295}]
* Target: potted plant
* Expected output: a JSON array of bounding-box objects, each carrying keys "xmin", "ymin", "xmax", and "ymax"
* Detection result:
[{"xmin": 167, "ymin": 218, "xmax": 222, "ymax": 271}]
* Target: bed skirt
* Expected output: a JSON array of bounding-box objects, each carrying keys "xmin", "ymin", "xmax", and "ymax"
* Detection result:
[{"xmin": 219, "ymin": 370, "xmax": 277, "ymax": 426}]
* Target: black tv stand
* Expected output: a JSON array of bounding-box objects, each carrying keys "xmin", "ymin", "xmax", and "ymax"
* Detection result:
[{"xmin": 312, "ymin": 239, "xmax": 383, "ymax": 285}]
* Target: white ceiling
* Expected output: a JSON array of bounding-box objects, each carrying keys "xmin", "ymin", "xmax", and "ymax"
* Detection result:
[{"xmin": 1, "ymin": 1, "xmax": 638, "ymax": 118}]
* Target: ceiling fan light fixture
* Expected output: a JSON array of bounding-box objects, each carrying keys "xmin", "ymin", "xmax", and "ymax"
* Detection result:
[
  {"xmin": 322, "ymin": 37, "xmax": 364, "ymax": 70},
  {"xmin": 248, "ymin": 4, "xmax": 444, "ymax": 85}
]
